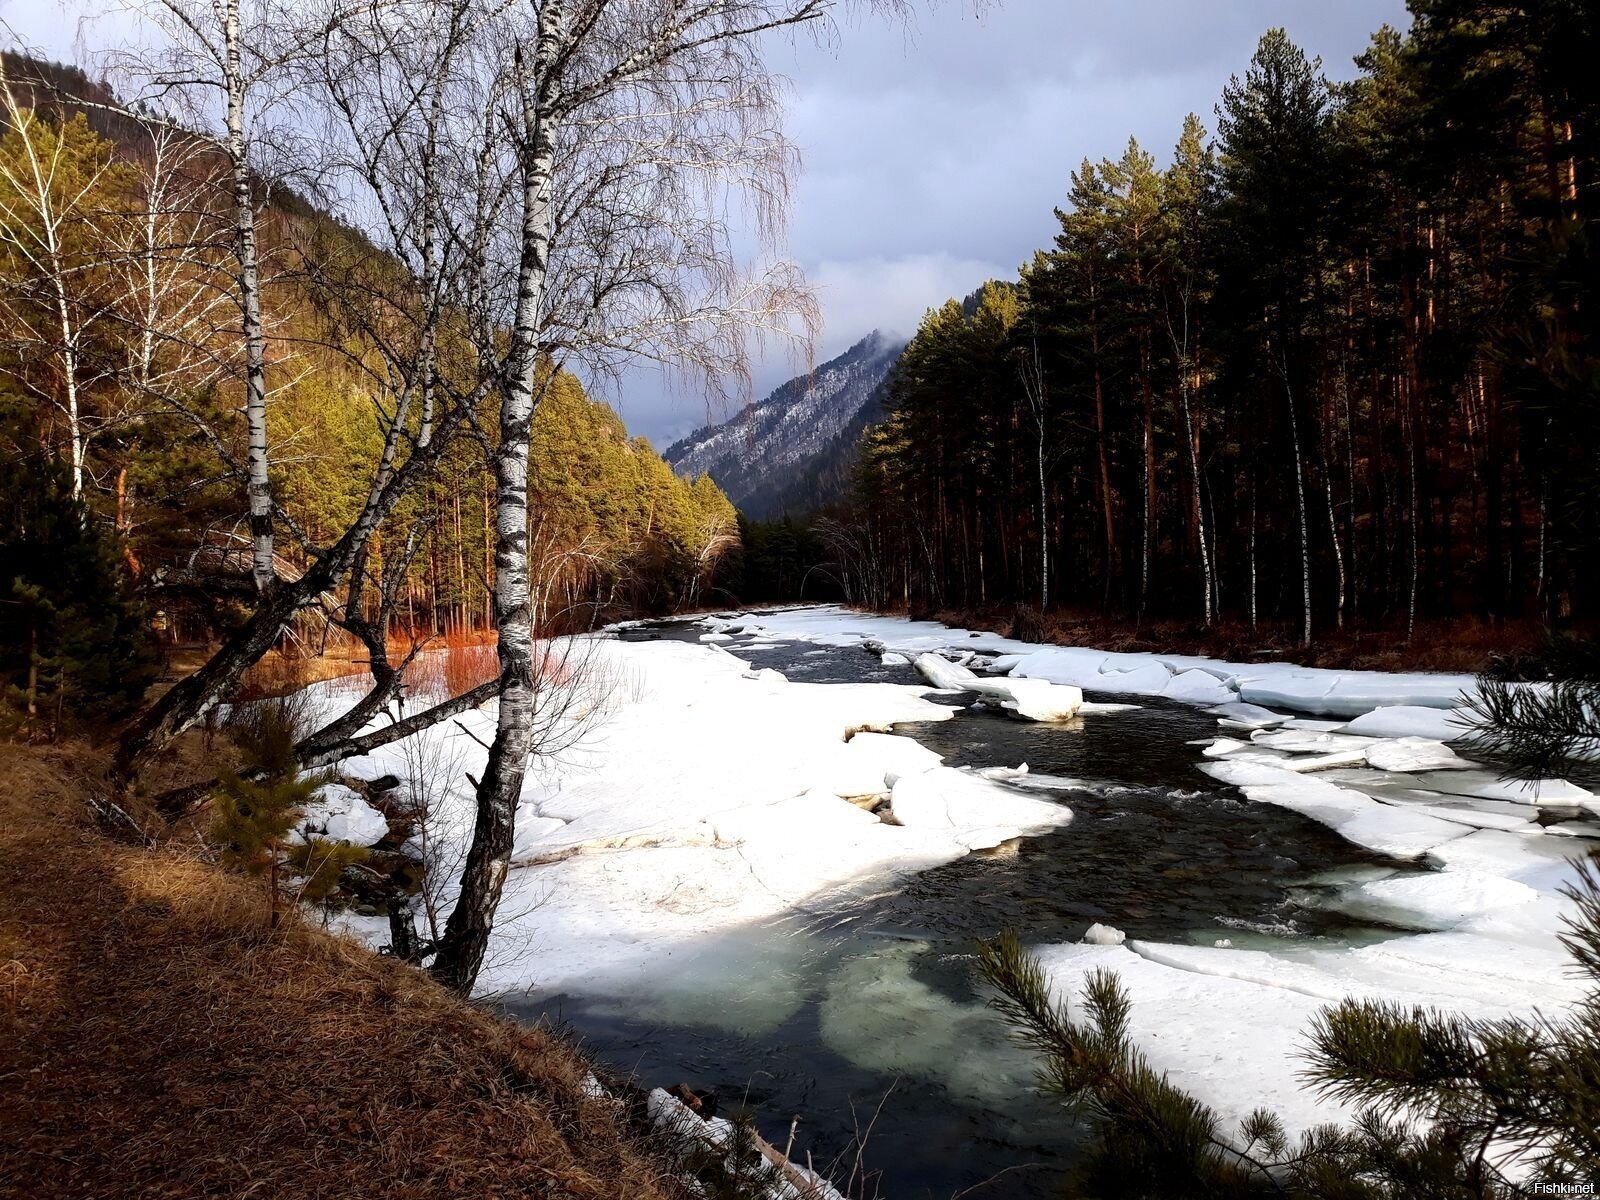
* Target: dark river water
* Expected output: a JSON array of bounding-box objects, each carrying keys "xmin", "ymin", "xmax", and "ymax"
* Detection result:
[{"xmin": 499, "ymin": 624, "xmax": 1410, "ymax": 1199}]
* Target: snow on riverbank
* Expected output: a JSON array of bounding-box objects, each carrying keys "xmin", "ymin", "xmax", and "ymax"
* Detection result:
[
  {"xmin": 306, "ymin": 634, "xmax": 1070, "ymax": 995},
  {"xmin": 694, "ymin": 606, "xmax": 1598, "ymax": 1145}
]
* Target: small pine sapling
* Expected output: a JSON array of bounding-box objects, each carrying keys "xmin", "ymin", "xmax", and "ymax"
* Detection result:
[{"xmin": 210, "ymin": 699, "xmax": 332, "ymax": 927}]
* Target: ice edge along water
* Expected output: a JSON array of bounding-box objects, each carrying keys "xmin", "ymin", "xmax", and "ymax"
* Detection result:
[{"xmin": 304, "ymin": 604, "xmax": 1595, "ymax": 1161}]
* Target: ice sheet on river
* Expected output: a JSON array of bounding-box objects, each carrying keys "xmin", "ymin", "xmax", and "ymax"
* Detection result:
[
  {"xmin": 1037, "ymin": 760, "xmax": 1591, "ymax": 1144},
  {"xmin": 698, "ymin": 605, "xmax": 1484, "ymax": 718},
  {"xmin": 313, "ymin": 636, "xmax": 1074, "ymax": 994},
  {"xmin": 1032, "ymin": 909, "xmax": 1589, "ymax": 1144},
  {"xmin": 1200, "ymin": 759, "xmax": 1473, "ymax": 857},
  {"xmin": 913, "ymin": 652, "xmax": 1083, "ymax": 721}
]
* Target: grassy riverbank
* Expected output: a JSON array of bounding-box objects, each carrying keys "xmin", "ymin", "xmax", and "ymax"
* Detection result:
[{"xmin": 0, "ymin": 738, "xmax": 681, "ymax": 1200}]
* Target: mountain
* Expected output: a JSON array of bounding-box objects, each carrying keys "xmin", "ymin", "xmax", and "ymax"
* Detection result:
[{"xmin": 664, "ymin": 331, "xmax": 904, "ymax": 519}]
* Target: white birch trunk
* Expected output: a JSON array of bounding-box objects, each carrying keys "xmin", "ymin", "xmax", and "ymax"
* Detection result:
[
  {"xmin": 1179, "ymin": 365, "xmax": 1213, "ymax": 628},
  {"xmin": 223, "ymin": 0, "xmax": 275, "ymax": 594},
  {"xmin": 1284, "ymin": 363, "xmax": 1313, "ymax": 649},
  {"xmin": 431, "ymin": 6, "xmax": 562, "ymax": 995},
  {"xmin": 1037, "ymin": 436, "xmax": 1049, "ymax": 611}
]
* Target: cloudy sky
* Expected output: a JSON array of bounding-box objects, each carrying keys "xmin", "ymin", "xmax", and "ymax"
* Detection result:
[{"xmin": 3, "ymin": 0, "xmax": 1409, "ymax": 448}]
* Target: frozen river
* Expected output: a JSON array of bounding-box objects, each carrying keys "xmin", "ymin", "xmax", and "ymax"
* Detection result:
[
  {"xmin": 312, "ymin": 606, "xmax": 1591, "ymax": 1198},
  {"xmin": 499, "ymin": 627, "xmax": 1423, "ymax": 1198}
]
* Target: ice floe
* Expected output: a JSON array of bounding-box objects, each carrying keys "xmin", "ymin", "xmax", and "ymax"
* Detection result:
[
  {"xmin": 1249, "ymin": 729, "xmax": 1379, "ymax": 755},
  {"xmin": 1081, "ymin": 922, "xmax": 1126, "ymax": 946},
  {"xmin": 1426, "ymin": 769, "xmax": 1599, "ymax": 812},
  {"xmin": 1199, "ymin": 760, "xmax": 1472, "ymax": 858},
  {"xmin": 1207, "ymin": 701, "xmax": 1290, "ymax": 728},
  {"xmin": 888, "ymin": 767, "xmax": 1073, "ymax": 850},
  {"xmin": 1362, "ymin": 736, "xmax": 1472, "ymax": 773},
  {"xmin": 1330, "ymin": 870, "xmax": 1544, "ymax": 931},
  {"xmin": 1340, "ymin": 705, "xmax": 1474, "ymax": 741},
  {"xmin": 912, "ymin": 652, "xmax": 1084, "ymax": 721}
]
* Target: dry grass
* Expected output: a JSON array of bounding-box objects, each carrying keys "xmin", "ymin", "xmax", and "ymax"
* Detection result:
[
  {"xmin": 930, "ymin": 605, "xmax": 1556, "ymax": 674},
  {"xmin": 0, "ymin": 740, "xmax": 681, "ymax": 1200}
]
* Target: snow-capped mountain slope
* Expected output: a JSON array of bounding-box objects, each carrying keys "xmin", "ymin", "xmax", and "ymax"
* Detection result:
[{"xmin": 664, "ymin": 331, "xmax": 904, "ymax": 518}]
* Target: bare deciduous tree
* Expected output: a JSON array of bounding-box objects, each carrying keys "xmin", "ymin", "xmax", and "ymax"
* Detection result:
[
  {"xmin": 119, "ymin": 0, "xmax": 337, "ymax": 593},
  {"xmin": 108, "ymin": 0, "xmax": 497, "ymax": 779},
  {"xmin": 0, "ymin": 72, "xmax": 124, "ymax": 500},
  {"xmin": 405, "ymin": 0, "xmax": 856, "ymax": 994}
]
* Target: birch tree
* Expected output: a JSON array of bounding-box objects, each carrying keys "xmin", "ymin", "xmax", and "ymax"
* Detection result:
[
  {"xmin": 121, "ymin": 0, "xmax": 333, "ymax": 594},
  {"xmin": 1017, "ymin": 338, "xmax": 1050, "ymax": 611},
  {"xmin": 107, "ymin": 0, "xmax": 499, "ymax": 779},
  {"xmin": 415, "ymin": 0, "xmax": 906, "ymax": 995},
  {"xmin": 0, "ymin": 76, "xmax": 126, "ymax": 500}
]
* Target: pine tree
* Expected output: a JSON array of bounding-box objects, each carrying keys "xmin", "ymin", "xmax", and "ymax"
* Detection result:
[
  {"xmin": 210, "ymin": 700, "xmax": 344, "ymax": 927},
  {"xmin": 1158, "ymin": 113, "xmax": 1220, "ymax": 626},
  {"xmin": 0, "ymin": 421, "xmax": 158, "ymax": 734},
  {"xmin": 1216, "ymin": 29, "xmax": 1336, "ymax": 648}
]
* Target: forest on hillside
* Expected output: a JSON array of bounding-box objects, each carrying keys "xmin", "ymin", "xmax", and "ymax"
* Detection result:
[
  {"xmin": 0, "ymin": 56, "xmax": 738, "ymax": 731},
  {"xmin": 807, "ymin": 1, "xmax": 1599, "ymax": 644}
]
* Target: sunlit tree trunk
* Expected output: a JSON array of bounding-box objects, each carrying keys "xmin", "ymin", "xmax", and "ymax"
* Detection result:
[
  {"xmin": 219, "ymin": 0, "xmax": 276, "ymax": 595},
  {"xmin": 430, "ymin": 11, "xmax": 561, "ymax": 996},
  {"xmin": 1282, "ymin": 356, "xmax": 1313, "ymax": 649},
  {"xmin": 1171, "ymin": 313, "xmax": 1212, "ymax": 627}
]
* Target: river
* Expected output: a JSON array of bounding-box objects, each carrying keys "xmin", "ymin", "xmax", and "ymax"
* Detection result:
[{"xmin": 496, "ymin": 622, "xmax": 1423, "ymax": 1199}]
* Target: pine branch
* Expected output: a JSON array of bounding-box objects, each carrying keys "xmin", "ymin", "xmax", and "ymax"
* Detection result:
[{"xmin": 1462, "ymin": 674, "xmax": 1600, "ymax": 783}]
